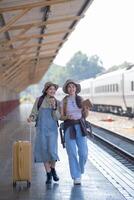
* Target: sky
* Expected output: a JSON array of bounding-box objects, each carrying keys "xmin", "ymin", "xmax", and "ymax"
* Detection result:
[{"xmin": 54, "ymin": 0, "xmax": 134, "ymax": 69}]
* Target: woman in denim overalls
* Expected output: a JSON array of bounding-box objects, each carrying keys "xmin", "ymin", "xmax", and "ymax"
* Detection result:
[{"xmin": 28, "ymin": 82, "xmax": 61, "ymax": 184}]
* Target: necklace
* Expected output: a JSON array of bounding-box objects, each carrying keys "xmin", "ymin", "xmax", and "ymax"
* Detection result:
[
  {"xmin": 72, "ymin": 101, "xmax": 75, "ymax": 107},
  {"xmin": 71, "ymin": 99, "xmax": 76, "ymax": 107},
  {"xmin": 69, "ymin": 96, "xmax": 76, "ymax": 107}
]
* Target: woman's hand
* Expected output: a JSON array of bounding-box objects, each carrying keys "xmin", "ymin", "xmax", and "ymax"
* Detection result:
[
  {"xmin": 49, "ymin": 97, "xmax": 56, "ymax": 109},
  {"xmin": 82, "ymin": 99, "xmax": 92, "ymax": 110},
  {"xmin": 27, "ymin": 116, "xmax": 34, "ymax": 123}
]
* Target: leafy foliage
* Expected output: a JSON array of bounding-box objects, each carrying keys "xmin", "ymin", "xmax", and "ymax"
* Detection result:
[
  {"xmin": 66, "ymin": 51, "xmax": 104, "ymax": 80},
  {"xmin": 40, "ymin": 51, "xmax": 105, "ymax": 87}
]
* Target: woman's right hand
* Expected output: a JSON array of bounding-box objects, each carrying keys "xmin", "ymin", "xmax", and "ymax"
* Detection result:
[{"xmin": 27, "ymin": 116, "xmax": 33, "ymax": 123}]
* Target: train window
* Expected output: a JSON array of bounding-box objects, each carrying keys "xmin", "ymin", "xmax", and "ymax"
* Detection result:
[
  {"xmin": 113, "ymin": 84, "xmax": 115, "ymax": 92},
  {"xmin": 116, "ymin": 84, "xmax": 119, "ymax": 92},
  {"xmin": 106, "ymin": 85, "xmax": 108, "ymax": 92},
  {"xmin": 108, "ymin": 85, "xmax": 109, "ymax": 92},
  {"xmin": 104, "ymin": 85, "xmax": 106, "ymax": 92},
  {"xmin": 102, "ymin": 85, "xmax": 105, "ymax": 92},
  {"xmin": 131, "ymin": 81, "xmax": 134, "ymax": 91},
  {"xmin": 110, "ymin": 84, "xmax": 112, "ymax": 92},
  {"xmin": 102, "ymin": 86, "xmax": 103, "ymax": 92},
  {"xmin": 102, "ymin": 85, "xmax": 104, "ymax": 92}
]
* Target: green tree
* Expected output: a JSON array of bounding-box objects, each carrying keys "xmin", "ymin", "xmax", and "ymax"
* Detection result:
[
  {"xmin": 66, "ymin": 51, "xmax": 104, "ymax": 81},
  {"xmin": 24, "ymin": 51, "xmax": 105, "ymax": 96}
]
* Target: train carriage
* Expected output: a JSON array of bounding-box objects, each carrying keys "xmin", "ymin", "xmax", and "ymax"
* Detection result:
[
  {"xmin": 92, "ymin": 69, "xmax": 126, "ymax": 114},
  {"xmin": 80, "ymin": 66, "xmax": 134, "ymax": 117}
]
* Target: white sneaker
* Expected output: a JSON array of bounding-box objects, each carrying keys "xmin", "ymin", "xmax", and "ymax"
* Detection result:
[{"xmin": 73, "ymin": 178, "xmax": 81, "ymax": 185}]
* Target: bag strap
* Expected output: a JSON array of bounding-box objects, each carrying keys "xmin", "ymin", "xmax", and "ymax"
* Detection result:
[
  {"xmin": 63, "ymin": 95, "xmax": 68, "ymax": 116},
  {"xmin": 37, "ymin": 95, "xmax": 45, "ymax": 110}
]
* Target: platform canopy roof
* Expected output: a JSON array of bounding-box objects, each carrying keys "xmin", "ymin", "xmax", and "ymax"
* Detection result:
[{"xmin": 0, "ymin": 0, "xmax": 93, "ymax": 92}]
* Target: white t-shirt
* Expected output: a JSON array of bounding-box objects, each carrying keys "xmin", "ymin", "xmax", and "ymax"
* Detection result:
[{"xmin": 61, "ymin": 96, "xmax": 82, "ymax": 120}]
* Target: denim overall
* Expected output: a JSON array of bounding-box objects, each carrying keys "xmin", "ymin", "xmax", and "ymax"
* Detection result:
[
  {"xmin": 34, "ymin": 108, "xmax": 59, "ymax": 163},
  {"xmin": 65, "ymin": 124, "xmax": 88, "ymax": 179}
]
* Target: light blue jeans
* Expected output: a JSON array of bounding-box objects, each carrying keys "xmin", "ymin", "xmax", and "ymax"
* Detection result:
[{"xmin": 65, "ymin": 124, "xmax": 88, "ymax": 179}]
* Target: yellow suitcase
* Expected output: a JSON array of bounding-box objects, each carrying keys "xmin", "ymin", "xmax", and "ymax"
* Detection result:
[{"xmin": 12, "ymin": 140, "xmax": 32, "ymax": 187}]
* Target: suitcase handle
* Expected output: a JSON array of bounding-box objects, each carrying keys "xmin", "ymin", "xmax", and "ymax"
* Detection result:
[{"xmin": 29, "ymin": 124, "xmax": 32, "ymax": 142}]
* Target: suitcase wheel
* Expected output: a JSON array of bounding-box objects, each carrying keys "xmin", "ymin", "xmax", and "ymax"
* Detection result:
[
  {"xmin": 13, "ymin": 181, "xmax": 16, "ymax": 187},
  {"xmin": 27, "ymin": 181, "xmax": 31, "ymax": 188}
]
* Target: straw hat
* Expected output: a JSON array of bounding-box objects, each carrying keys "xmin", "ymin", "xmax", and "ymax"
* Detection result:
[
  {"xmin": 42, "ymin": 81, "xmax": 59, "ymax": 93},
  {"xmin": 63, "ymin": 79, "xmax": 81, "ymax": 94}
]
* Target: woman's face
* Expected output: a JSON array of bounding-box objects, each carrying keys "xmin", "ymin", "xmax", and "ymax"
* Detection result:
[
  {"xmin": 67, "ymin": 83, "xmax": 76, "ymax": 95},
  {"xmin": 46, "ymin": 86, "xmax": 56, "ymax": 97}
]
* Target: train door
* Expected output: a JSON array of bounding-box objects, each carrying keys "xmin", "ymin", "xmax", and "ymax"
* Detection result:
[{"xmin": 123, "ymin": 67, "xmax": 134, "ymax": 117}]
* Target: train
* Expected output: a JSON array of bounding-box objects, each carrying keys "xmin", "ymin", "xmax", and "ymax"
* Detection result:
[
  {"xmin": 56, "ymin": 66, "xmax": 134, "ymax": 117},
  {"xmin": 80, "ymin": 66, "xmax": 134, "ymax": 117}
]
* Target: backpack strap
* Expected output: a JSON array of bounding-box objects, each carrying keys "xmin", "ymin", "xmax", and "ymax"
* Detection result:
[
  {"xmin": 63, "ymin": 95, "xmax": 68, "ymax": 116},
  {"xmin": 37, "ymin": 94, "xmax": 45, "ymax": 110},
  {"xmin": 60, "ymin": 95, "xmax": 68, "ymax": 121}
]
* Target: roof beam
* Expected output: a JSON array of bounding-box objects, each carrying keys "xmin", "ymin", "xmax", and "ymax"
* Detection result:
[
  {"xmin": 0, "ymin": 40, "xmax": 65, "ymax": 54},
  {"xmin": 0, "ymin": 0, "xmax": 73, "ymax": 13},
  {"xmin": 35, "ymin": 6, "xmax": 50, "ymax": 70},
  {"xmin": 0, "ymin": 45, "xmax": 32, "ymax": 68},
  {"xmin": 1, "ymin": 55, "xmax": 54, "ymax": 77},
  {"xmin": 22, "ymin": 54, "xmax": 56, "ymax": 61},
  {"xmin": 2, "ymin": 57, "xmax": 27, "ymax": 78},
  {"xmin": 2, "ymin": 45, "xmax": 33, "ymax": 74},
  {"xmin": 0, "ymin": 8, "xmax": 31, "ymax": 34},
  {"xmin": 11, "ymin": 47, "xmax": 59, "ymax": 57},
  {"xmin": 5, "ymin": 61, "xmax": 30, "ymax": 82},
  {"xmin": 3, "ymin": 29, "xmax": 72, "ymax": 46},
  {"xmin": 0, "ymin": 13, "xmax": 14, "ymax": 49},
  {"xmin": 9, "ymin": 15, "xmax": 82, "ymax": 31},
  {"xmin": 7, "ymin": 72, "xmax": 28, "ymax": 87}
]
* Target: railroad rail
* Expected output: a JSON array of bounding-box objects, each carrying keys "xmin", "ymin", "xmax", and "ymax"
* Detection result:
[{"xmin": 88, "ymin": 123, "xmax": 134, "ymax": 171}]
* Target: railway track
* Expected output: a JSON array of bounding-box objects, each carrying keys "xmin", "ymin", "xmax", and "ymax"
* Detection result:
[{"xmin": 88, "ymin": 123, "xmax": 134, "ymax": 171}]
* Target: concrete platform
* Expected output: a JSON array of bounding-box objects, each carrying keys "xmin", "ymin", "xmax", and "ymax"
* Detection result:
[{"xmin": 0, "ymin": 104, "xmax": 128, "ymax": 200}]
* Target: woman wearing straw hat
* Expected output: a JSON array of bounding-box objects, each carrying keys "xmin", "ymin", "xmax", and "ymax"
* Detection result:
[
  {"xmin": 27, "ymin": 82, "xmax": 61, "ymax": 184},
  {"xmin": 60, "ymin": 79, "xmax": 89, "ymax": 185}
]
